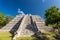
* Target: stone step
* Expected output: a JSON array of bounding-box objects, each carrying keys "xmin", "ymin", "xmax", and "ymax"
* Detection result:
[{"xmin": 0, "ymin": 15, "xmax": 24, "ymax": 32}]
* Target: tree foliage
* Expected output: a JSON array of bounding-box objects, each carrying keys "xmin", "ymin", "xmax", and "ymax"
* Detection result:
[
  {"xmin": 45, "ymin": 6, "xmax": 60, "ymax": 26},
  {"xmin": 0, "ymin": 13, "xmax": 4, "ymax": 27},
  {"xmin": 45, "ymin": 6, "xmax": 60, "ymax": 34},
  {"xmin": 0, "ymin": 13, "xmax": 14, "ymax": 28},
  {"xmin": 5, "ymin": 16, "xmax": 13, "ymax": 24}
]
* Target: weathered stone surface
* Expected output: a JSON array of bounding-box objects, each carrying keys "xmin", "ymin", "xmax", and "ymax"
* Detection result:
[
  {"xmin": 0, "ymin": 14, "xmax": 53, "ymax": 40},
  {"xmin": 32, "ymin": 15, "xmax": 53, "ymax": 32},
  {"xmin": 0, "ymin": 14, "xmax": 24, "ymax": 32},
  {"xmin": 16, "ymin": 14, "xmax": 38, "ymax": 37}
]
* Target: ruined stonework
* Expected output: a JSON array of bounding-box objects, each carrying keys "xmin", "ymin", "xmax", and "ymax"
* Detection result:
[
  {"xmin": 0, "ymin": 14, "xmax": 24, "ymax": 32},
  {"xmin": 0, "ymin": 13, "xmax": 53, "ymax": 40},
  {"xmin": 16, "ymin": 14, "xmax": 39, "ymax": 37}
]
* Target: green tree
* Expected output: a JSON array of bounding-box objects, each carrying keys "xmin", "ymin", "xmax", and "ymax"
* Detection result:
[
  {"xmin": 45, "ymin": 6, "xmax": 60, "ymax": 34},
  {"xmin": 0, "ymin": 13, "xmax": 14, "ymax": 28},
  {"xmin": 0, "ymin": 13, "xmax": 4, "ymax": 28},
  {"xmin": 5, "ymin": 16, "xmax": 14, "ymax": 24}
]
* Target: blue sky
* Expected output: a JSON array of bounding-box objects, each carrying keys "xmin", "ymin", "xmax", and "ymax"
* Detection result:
[{"xmin": 0, "ymin": 0, "xmax": 60, "ymax": 19}]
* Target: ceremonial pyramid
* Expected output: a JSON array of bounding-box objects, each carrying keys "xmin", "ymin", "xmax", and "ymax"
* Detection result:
[{"xmin": 0, "ymin": 10, "xmax": 53, "ymax": 39}]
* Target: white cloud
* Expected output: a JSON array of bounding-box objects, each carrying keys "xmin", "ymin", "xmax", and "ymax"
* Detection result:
[
  {"xmin": 18, "ymin": 8, "xmax": 21, "ymax": 13},
  {"xmin": 18, "ymin": 8, "xmax": 24, "ymax": 15}
]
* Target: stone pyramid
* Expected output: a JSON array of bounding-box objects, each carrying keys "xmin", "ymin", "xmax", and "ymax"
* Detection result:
[{"xmin": 0, "ymin": 13, "xmax": 53, "ymax": 40}]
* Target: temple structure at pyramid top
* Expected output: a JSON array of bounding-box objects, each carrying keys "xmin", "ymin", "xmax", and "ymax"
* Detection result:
[{"xmin": 0, "ymin": 9, "xmax": 53, "ymax": 40}]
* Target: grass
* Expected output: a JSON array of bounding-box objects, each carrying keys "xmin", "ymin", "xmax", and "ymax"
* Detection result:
[
  {"xmin": 42, "ymin": 32, "xmax": 57, "ymax": 35},
  {"xmin": 0, "ymin": 31, "xmax": 57, "ymax": 40},
  {"xmin": 16, "ymin": 36, "xmax": 39, "ymax": 40},
  {"xmin": 0, "ymin": 32, "xmax": 40, "ymax": 40},
  {"xmin": 0, "ymin": 32, "xmax": 12, "ymax": 40}
]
